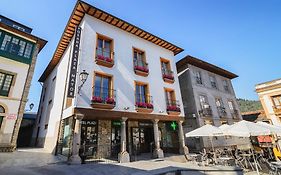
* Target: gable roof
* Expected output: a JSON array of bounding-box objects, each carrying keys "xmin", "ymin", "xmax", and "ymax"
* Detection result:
[
  {"xmin": 39, "ymin": 0, "xmax": 183, "ymax": 82},
  {"xmin": 176, "ymin": 55, "xmax": 238, "ymax": 79}
]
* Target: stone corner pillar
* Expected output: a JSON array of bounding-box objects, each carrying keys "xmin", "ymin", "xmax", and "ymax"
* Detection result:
[
  {"xmin": 69, "ymin": 114, "xmax": 84, "ymax": 164},
  {"xmin": 152, "ymin": 119, "xmax": 164, "ymax": 158},
  {"xmin": 178, "ymin": 120, "xmax": 189, "ymax": 155},
  {"xmin": 118, "ymin": 117, "xmax": 130, "ymax": 163}
]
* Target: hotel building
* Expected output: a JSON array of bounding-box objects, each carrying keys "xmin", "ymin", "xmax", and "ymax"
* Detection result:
[
  {"xmin": 0, "ymin": 15, "xmax": 46, "ymax": 151},
  {"xmin": 33, "ymin": 0, "xmax": 188, "ymax": 162}
]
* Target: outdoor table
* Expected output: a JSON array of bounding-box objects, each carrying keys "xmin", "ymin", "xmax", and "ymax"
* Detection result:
[
  {"xmin": 218, "ymin": 157, "xmax": 235, "ymax": 166},
  {"xmin": 240, "ymin": 153, "xmax": 254, "ymax": 170},
  {"xmin": 271, "ymin": 161, "xmax": 281, "ymax": 168}
]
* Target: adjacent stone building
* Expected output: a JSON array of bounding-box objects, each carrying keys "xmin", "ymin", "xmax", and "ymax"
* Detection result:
[
  {"xmin": 176, "ymin": 55, "xmax": 247, "ymax": 151},
  {"xmin": 0, "ymin": 15, "xmax": 46, "ymax": 151},
  {"xmin": 33, "ymin": 0, "xmax": 188, "ymax": 163}
]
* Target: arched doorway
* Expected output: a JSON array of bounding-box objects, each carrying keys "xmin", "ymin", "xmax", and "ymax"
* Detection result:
[{"xmin": 0, "ymin": 105, "xmax": 5, "ymax": 129}]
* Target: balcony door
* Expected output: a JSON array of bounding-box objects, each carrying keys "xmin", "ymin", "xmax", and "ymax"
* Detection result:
[
  {"xmin": 199, "ymin": 95, "xmax": 209, "ymax": 109},
  {"xmin": 97, "ymin": 36, "xmax": 112, "ymax": 58},
  {"xmin": 133, "ymin": 49, "xmax": 146, "ymax": 67},
  {"xmin": 135, "ymin": 83, "xmax": 148, "ymax": 103},
  {"xmin": 94, "ymin": 74, "xmax": 112, "ymax": 100},
  {"xmin": 165, "ymin": 89, "xmax": 176, "ymax": 106}
]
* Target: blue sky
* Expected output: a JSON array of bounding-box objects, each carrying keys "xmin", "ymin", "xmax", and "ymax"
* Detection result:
[{"xmin": 1, "ymin": 0, "xmax": 280, "ymax": 111}]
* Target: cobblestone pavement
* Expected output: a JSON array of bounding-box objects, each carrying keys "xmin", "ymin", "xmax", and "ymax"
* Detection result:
[{"xmin": 0, "ymin": 148, "xmax": 246, "ymax": 175}]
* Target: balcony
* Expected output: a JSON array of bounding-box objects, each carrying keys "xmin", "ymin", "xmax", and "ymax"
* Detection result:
[
  {"xmin": 217, "ymin": 107, "xmax": 227, "ymax": 118},
  {"xmin": 134, "ymin": 60, "xmax": 149, "ymax": 77},
  {"xmin": 162, "ymin": 70, "xmax": 175, "ymax": 84},
  {"xmin": 166, "ymin": 100, "xmax": 181, "ymax": 115},
  {"xmin": 95, "ymin": 48, "xmax": 114, "ymax": 68},
  {"xmin": 199, "ymin": 106, "xmax": 213, "ymax": 118},
  {"xmin": 231, "ymin": 109, "xmax": 240, "ymax": 119},
  {"xmin": 91, "ymin": 87, "xmax": 116, "ymax": 109},
  {"xmin": 135, "ymin": 94, "xmax": 153, "ymax": 113},
  {"xmin": 196, "ymin": 77, "xmax": 203, "ymax": 85},
  {"xmin": 273, "ymin": 105, "xmax": 281, "ymax": 116}
]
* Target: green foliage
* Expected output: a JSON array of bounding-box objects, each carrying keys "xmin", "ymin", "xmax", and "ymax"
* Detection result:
[{"xmin": 237, "ymin": 98, "xmax": 262, "ymax": 113}]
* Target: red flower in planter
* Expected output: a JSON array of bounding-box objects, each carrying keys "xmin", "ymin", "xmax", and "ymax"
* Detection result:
[
  {"xmin": 167, "ymin": 105, "xmax": 180, "ymax": 112},
  {"xmin": 92, "ymin": 96, "xmax": 103, "ymax": 103},
  {"xmin": 136, "ymin": 102, "xmax": 147, "ymax": 108},
  {"xmin": 135, "ymin": 66, "xmax": 149, "ymax": 73},
  {"xmin": 97, "ymin": 55, "xmax": 105, "ymax": 60},
  {"xmin": 106, "ymin": 97, "xmax": 115, "ymax": 104},
  {"xmin": 163, "ymin": 74, "xmax": 174, "ymax": 80},
  {"xmin": 105, "ymin": 57, "xmax": 113, "ymax": 63},
  {"xmin": 146, "ymin": 103, "xmax": 153, "ymax": 109}
]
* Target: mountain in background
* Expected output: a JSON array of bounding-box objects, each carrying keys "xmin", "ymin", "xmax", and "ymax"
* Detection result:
[{"xmin": 237, "ymin": 98, "xmax": 263, "ymax": 113}]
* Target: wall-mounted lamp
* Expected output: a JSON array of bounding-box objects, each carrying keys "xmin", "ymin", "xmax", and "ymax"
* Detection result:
[
  {"xmin": 78, "ymin": 70, "xmax": 89, "ymax": 95},
  {"xmin": 25, "ymin": 103, "xmax": 34, "ymax": 112}
]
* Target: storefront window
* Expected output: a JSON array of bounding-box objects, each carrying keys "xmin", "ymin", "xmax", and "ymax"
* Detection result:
[{"xmin": 61, "ymin": 117, "xmax": 73, "ymax": 157}]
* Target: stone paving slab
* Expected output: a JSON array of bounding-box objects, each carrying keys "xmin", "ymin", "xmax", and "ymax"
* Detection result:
[{"xmin": 0, "ymin": 148, "xmax": 245, "ymax": 175}]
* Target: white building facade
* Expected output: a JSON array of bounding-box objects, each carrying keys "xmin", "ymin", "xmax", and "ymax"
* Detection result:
[
  {"xmin": 0, "ymin": 15, "xmax": 46, "ymax": 151},
  {"xmin": 33, "ymin": 1, "xmax": 188, "ymax": 163},
  {"xmin": 177, "ymin": 55, "xmax": 248, "ymax": 151}
]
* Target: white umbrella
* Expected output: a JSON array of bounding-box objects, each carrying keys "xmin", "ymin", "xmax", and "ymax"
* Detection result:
[
  {"xmin": 185, "ymin": 124, "xmax": 224, "ymax": 137},
  {"xmin": 223, "ymin": 120, "xmax": 271, "ymax": 175},
  {"xmin": 185, "ymin": 124, "xmax": 224, "ymax": 164},
  {"xmin": 223, "ymin": 120, "xmax": 271, "ymax": 137},
  {"xmin": 256, "ymin": 121, "xmax": 281, "ymax": 134},
  {"xmin": 219, "ymin": 124, "xmax": 231, "ymax": 131}
]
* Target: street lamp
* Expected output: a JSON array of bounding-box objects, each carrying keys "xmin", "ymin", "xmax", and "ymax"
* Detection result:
[
  {"xmin": 25, "ymin": 103, "xmax": 34, "ymax": 112},
  {"xmin": 78, "ymin": 70, "xmax": 89, "ymax": 94}
]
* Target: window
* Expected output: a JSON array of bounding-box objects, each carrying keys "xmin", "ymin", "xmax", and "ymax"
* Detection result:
[
  {"xmin": 135, "ymin": 82, "xmax": 149, "ymax": 103},
  {"xmin": 199, "ymin": 95, "xmax": 209, "ymax": 109},
  {"xmin": 165, "ymin": 88, "xmax": 180, "ymax": 113},
  {"xmin": 93, "ymin": 73, "xmax": 113, "ymax": 102},
  {"xmin": 0, "ymin": 33, "xmax": 33, "ymax": 59},
  {"xmin": 195, "ymin": 71, "xmax": 202, "ymax": 84},
  {"xmin": 133, "ymin": 48, "xmax": 148, "ymax": 75},
  {"xmin": 272, "ymin": 95, "xmax": 281, "ymax": 109},
  {"xmin": 216, "ymin": 98, "xmax": 226, "ymax": 117},
  {"xmin": 161, "ymin": 58, "xmax": 174, "ymax": 82},
  {"xmin": 228, "ymin": 100, "xmax": 234, "ymax": 111},
  {"xmin": 96, "ymin": 36, "xmax": 112, "ymax": 58},
  {"xmin": 95, "ymin": 34, "xmax": 114, "ymax": 67},
  {"xmin": 223, "ymin": 80, "xmax": 230, "ymax": 92},
  {"xmin": 0, "ymin": 72, "xmax": 14, "ymax": 96},
  {"xmin": 210, "ymin": 75, "xmax": 217, "ymax": 89},
  {"xmin": 0, "ymin": 105, "xmax": 5, "ymax": 129}
]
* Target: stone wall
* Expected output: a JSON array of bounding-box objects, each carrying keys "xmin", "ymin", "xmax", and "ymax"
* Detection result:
[{"xmin": 97, "ymin": 120, "xmax": 111, "ymax": 158}]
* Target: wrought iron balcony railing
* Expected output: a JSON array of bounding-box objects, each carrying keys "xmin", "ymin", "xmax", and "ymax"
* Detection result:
[
  {"xmin": 217, "ymin": 107, "xmax": 227, "ymax": 118},
  {"xmin": 166, "ymin": 100, "xmax": 181, "ymax": 112},
  {"xmin": 92, "ymin": 86, "xmax": 116, "ymax": 108},
  {"xmin": 199, "ymin": 106, "xmax": 213, "ymax": 117},
  {"xmin": 135, "ymin": 94, "xmax": 153, "ymax": 109}
]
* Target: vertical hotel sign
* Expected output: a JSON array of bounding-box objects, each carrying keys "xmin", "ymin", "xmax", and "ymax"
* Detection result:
[{"xmin": 67, "ymin": 27, "xmax": 82, "ymax": 98}]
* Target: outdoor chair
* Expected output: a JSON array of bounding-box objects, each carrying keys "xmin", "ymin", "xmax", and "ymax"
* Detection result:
[
  {"xmin": 273, "ymin": 147, "xmax": 281, "ymax": 161},
  {"xmin": 264, "ymin": 160, "xmax": 281, "ymax": 175}
]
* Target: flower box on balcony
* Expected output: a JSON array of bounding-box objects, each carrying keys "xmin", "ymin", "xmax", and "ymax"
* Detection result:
[
  {"xmin": 95, "ymin": 55, "xmax": 114, "ymax": 68},
  {"xmin": 134, "ymin": 66, "xmax": 149, "ymax": 77},
  {"xmin": 163, "ymin": 74, "xmax": 175, "ymax": 84},
  {"xmin": 167, "ymin": 105, "xmax": 181, "ymax": 115},
  {"xmin": 91, "ymin": 96, "xmax": 115, "ymax": 109},
  {"xmin": 135, "ymin": 102, "xmax": 153, "ymax": 113}
]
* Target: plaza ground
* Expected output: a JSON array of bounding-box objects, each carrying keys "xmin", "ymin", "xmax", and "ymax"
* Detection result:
[{"xmin": 0, "ymin": 148, "xmax": 266, "ymax": 175}]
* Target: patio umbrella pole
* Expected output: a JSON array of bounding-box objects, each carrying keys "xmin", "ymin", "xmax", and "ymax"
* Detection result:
[{"xmin": 210, "ymin": 136, "xmax": 217, "ymax": 164}]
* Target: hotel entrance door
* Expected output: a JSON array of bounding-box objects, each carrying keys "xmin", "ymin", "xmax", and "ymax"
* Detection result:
[{"xmin": 131, "ymin": 123, "xmax": 154, "ymax": 154}]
